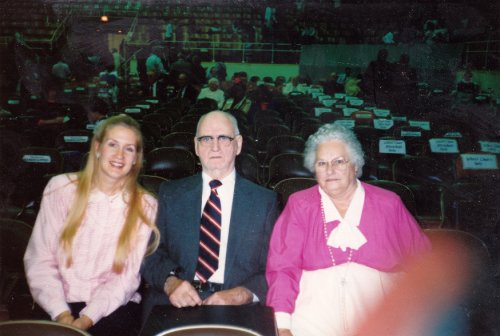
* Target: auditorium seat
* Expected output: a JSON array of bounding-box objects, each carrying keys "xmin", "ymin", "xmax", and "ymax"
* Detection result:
[
  {"xmin": 273, "ymin": 177, "xmax": 317, "ymax": 210},
  {"xmin": 171, "ymin": 121, "xmax": 198, "ymax": 133},
  {"xmin": 142, "ymin": 113, "xmax": 173, "ymax": 135},
  {"xmin": 262, "ymin": 135, "xmax": 305, "ymax": 167},
  {"xmin": 0, "ymin": 218, "xmax": 33, "ymax": 321},
  {"xmin": 441, "ymin": 181, "xmax": 498, "ymax": 243},
  {"xmin": 266, "ymin": 153, "xmax": 313, "ymax": 188},
  {"xmin": 138, "ymin": 174, "xmax": 168, "ymax": 196},
  {"xmin": 0, "ymin": 320, "xmax": 91, "ymax": 336},
  {"xmin": 366, "ymin": 180, "xmax": 418, "ymax": 217},
  {"xmin": 161, "ymin": 132, "xmax": 196, "ymax": 155},
  {"xmin": 154, "ymin": 324, "xmax": 263, "ymax": 336},
  {"xmin": 11, "ymin": 147, "xmax": 64, "ymax": 208},
  {"xmin": 144, "ymin": 147, "xmax": 197, "ymax": 180},
  {"xmin": 393, "ymin": 156, "xmax": 455, "ymax": 226},
  {"xmin": 254, "ymin": 124, "xmax": 290, "ymax": 154},
  {"xmin": 235, "ymin": 153, "xmax": 260, "ymax": 185}
]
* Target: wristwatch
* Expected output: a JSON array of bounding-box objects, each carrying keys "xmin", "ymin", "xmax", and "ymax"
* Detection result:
[{"xmin": 167, "ymin": 266, "xmax": 183, "ymax": 279}]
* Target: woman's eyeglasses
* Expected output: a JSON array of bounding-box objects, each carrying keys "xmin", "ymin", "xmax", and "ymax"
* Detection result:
[{"xmin": 315, "ymin": 158, "xmax": 350, "ymax": 171}]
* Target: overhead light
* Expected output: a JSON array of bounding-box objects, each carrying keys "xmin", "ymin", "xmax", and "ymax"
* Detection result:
[{"xmin": 100, "ymin": 15, "xmax": 109, "ymax": 22}]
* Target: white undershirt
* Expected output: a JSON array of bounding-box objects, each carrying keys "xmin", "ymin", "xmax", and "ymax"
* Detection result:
[{"xmin": 196, "ymin": 170, "xmax": 236, "ymax": 284}]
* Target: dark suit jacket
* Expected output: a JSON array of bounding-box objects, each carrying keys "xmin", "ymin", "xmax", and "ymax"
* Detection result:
[{"xmin": 141, "ymin": 173, "xmax": 278, "ymax": 319}]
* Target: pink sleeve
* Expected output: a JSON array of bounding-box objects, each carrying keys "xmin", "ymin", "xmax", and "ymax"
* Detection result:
[
  {"xmin": 80, "ymin": 196, "xmax": 157, "ymax": 323},
  {"xmin": 24, "ymin": 175, "xmax": 73, "ymax": 320},
  {"xmin": 266, "ymin": 196, "xmax": 306, "ymax": 314}
]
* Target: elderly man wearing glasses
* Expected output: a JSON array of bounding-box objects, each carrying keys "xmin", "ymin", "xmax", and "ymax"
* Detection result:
[
  {"xmin": 266, "ymin": 124, "xmax": 431, "ymax": 336},
  {"xmin": 142, "ymin": 111, "xmax": 278, "ymax": 320}
]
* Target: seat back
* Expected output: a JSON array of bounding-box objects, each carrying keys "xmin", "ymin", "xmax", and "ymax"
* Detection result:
[
  {"xmin": 138, "ymin": 174, "xmax": 168, "ymax": 196},
  {"xmin": 267, "ymin": 153, "xmax": 313, "ymax": 188},
  {"xmin": 273, "ymin": 177, "xmax": 317, "ymax": 210},
  {"xmin": 12, "ymin": 147, "xmax": 64, "ymax": 207},
  {"xmin": 0, "ymin": 320, "xmax": 92, "ymax": 336},
  {"xmin": 366, "ymin": 180, "xmax": 418, "ymax": 217},
  {"xmin": 235, "ymin": 153, "xmax": 260, "ymax": 185},
  {"xmin": 171, "ymin": 121, "xmax": 198, "ymax": 133},
  {"xmin": 263, "ymin": 135, "xmax": 305, "ymax": 166},
  {"xmin": 55, "ymin": 130, "xmax": 93, "ymax": 153},
  {"xmin": 156, "ymin": 324, "xmax": 263, "ymax": 336},
  {"xmin": 161, "ymin": 132, "xmax": 196, "ymax": 155},
  {"xmin": 145, "ymin": 147, "xmax": 196, "ymax": 180},
  {"xmin": 254, "ymin": 124, "xmax": 290, "ymax": 152}
]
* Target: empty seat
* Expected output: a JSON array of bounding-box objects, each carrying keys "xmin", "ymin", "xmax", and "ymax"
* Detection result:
[
  {"xmin": 266, "ymin": 153, "xmax": 313, "ymax": 188},
  {"xmin": 0, "ymin": 218, "xmax": 33, "ymax": 321},
  {"xmin": 366, "ymin": 180, "xmax": 417, "ymax": 217},
  {"xmin": 393, "ymin": 156, "xmax": 454, "ymax": 226},
  {"xmin": 262, "ymin": 135, "xmax": 305, "ymax": 166},
  {"xmin": 161, "ymin": 132, "xmax": 196, "ymax": 155},
  {"xmin": 144, "ymin": 147, "xmax": 196, "ymax": 180},
  {"xmin": 235, "ymin": 153, "xmax": 260, "ymax": 185},
  {"xmin": 171, "ymin": 121, "xmax": 198, "ymax": 133},
  {"xmin": 138, "ymin": 174, "xmax": 168, "ymax": 196},
  {"xmin": 55, "ymin": 129, "xmax": 93, "ymax": 153},
  {"xmin": 273, "ymin": 177, "xmax": 317, "ymax": 210},
  {"xmin": 142, "ymin": 113, "xmax": 173, "ymax": 135},
  {"xmin": 11, "ymin": 147, "xmax": 64, "ymax": 208},
  {"xmin": 441, "ymin": 181, "xmax": 498, "ymax": 243},
  {"xmin": 0, "ymin": 320, "xmax": 91, "ymax": 336},
  {"xmin": 254, "ymin": 124, "xmax": 290, "ymax": 153}
]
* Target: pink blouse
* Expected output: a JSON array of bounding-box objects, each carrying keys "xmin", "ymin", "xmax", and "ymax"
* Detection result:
[
  {"xmin": 266, "ymin": 182, "xmax": 430, "ymax": 315},
  {"xmin": 24, "ymin": 174, "xmax": 157, "ymax": 324}
]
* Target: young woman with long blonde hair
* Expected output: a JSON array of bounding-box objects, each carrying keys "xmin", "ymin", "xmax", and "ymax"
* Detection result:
[{"xmin": 24, "ymin": 114, "xmax": 159, "ymax": 336}]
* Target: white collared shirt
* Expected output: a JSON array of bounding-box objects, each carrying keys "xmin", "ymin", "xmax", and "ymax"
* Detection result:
[{"xmin": 197, "ymin": 170, "xmax": 236, "ymax": 283}]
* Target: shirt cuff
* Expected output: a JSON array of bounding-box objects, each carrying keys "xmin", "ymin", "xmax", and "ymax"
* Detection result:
[
  {"xmin": 275, "ymin": 312, "xmax": 292, "ymax": 330},
  {"xmin": 252, "ymin": 293, "xmax": 259, "ymax": 303},
  {"xmin": 49, "ymin": 304, "xmax": 72, "ymax": 321}
]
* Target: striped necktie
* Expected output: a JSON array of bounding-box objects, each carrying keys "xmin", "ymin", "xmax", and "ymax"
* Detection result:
[{"xmin": 195, "ymin": 179, "xmax": 222, "ymax": 283}]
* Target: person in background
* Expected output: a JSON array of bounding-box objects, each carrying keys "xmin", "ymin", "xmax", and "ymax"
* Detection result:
[
  {"xmin": 197, "ymin": 78, "xmax": 225, "ymax": 109},
  {"xmin": 174, "ymin": 72, "xmax": 199, "ymax": 105},
  {"xmin": 111, "ymin": 48, "xmax": 124, "ymax": 77},
  {"xmin": 344, "ymin": 73, "xmax": 362, "ymax": 97},
  {"xmin": 266, "ymin": 124, "xmax": 430, "ymax": 336},
  {"xmin": 222, "ymin": 83, "xmax": 254, "ymax": 120},
  {"xmin": 282, "ymin": 76, "xmax": 305, "ymax": 95},
  {"xmin": 145, "ymin": 45, "xmax": 168, "ymax": 96},
  {"xmin": 86, "ymin": 97, "xmax": 110, "ymax": 131},
  {"xmin": 141, "ymin": 111, "xmax": 278, "ymax": 321},
  {"xmin": 24, "ymin": 115, "xmax": 160, "ymax": 336}
]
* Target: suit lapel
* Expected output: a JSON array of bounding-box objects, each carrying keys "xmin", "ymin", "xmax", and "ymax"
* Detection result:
[
  {"xmin": 224, "ymin": 176, "xmax": 252, "ymax": 281},
  {"xmin": 179, "ymin": 175, "xmax": 203, "ymax": 276}
]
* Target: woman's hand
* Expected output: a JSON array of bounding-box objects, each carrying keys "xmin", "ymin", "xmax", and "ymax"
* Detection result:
[
  {"xmin": 55, "ymin": 310, "xmax": 74, "ymax": 325},
  {"xmin": 72, "ymin": 314, "xmax": 93, "ymax": 331},
  {"xmin": 278, "ymin": 328, "xmax": 293, "ymax": 336}
]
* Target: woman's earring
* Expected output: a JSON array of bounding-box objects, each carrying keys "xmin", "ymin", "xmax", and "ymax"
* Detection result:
[{"xmin": 96, "ymin": 152, "xmax": 101, "ymax": 160}]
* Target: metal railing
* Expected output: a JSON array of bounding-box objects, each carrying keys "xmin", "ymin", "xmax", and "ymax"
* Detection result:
[
  {"xmin": 463, "ymin": 38, "xmax": 500, "ymax": 70},
  {"xmin": 124, "ymin": 39, "xmax": 302, "ymax": 64}
]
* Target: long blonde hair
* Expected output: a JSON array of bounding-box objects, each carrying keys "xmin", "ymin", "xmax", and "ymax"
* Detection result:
[{"xmin": 60, "ymin": 115, "xmax": 159, "ymax": 273}]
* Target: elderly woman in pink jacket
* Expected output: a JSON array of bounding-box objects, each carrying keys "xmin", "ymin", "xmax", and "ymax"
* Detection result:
[{"xmin": 266, "ymin": 124, "xmax": 430, "ymax": 336}]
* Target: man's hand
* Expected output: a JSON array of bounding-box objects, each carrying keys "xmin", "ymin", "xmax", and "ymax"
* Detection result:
[
  {"xmin": 164, "ymin": 277, "xmax": 202, "ymax": 308},
  {"xmin": 55, "ymin": 310, "xmax": 74, "ymax": 325},
  {"xmin": 202, "ymin": 286, "xmax": 253, "ymax": 305},
  {"xmin": 72, "ymin": 314, "xmax": 93, "ymax": 331}
]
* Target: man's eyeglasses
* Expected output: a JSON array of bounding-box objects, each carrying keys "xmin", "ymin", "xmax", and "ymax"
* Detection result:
[
  {"xmin": 315, "ymin": 158, "xmax": 350, "ymax": 171},
  {"xmin": 196, "ymin": 135, "xmax": 236, "ymax": 146}
]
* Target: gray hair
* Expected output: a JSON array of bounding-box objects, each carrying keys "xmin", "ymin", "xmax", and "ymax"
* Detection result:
[
  {"xmin": 208, "ymin": 78, "xmax": 219, "ymax": 86},
  {"xmin": 303, "ymin": 124, "xmax": 365, "ymax": 178},
  {"xmin": 196, "ymin": 111, "xmax": 240, "ymax": 136}
]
